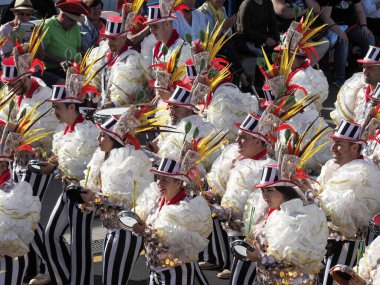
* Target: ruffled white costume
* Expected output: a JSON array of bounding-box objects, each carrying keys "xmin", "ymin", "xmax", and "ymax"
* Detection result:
[
  {"xmin": 0, "ymin": 181, "xmax": 40, "ymax": 257},
  {"xmin": 158, "ymin": 115, "xmax": 217, "ymax": 170},
  {"xmin": 152, "ymin": 36, "xmax": 191, "ymax": 68},
  {"xmin": 330, "ymin": 72, "xmax": 367, "ymax": 125},
  {"xmin": 356, "ymin": 236, "xmax": 380, "ymax": 284},
  {"xmin": 317, "ymin": 159, "xmax": 380, "ymax": 239},
  {"xmin": 143, "ymin": 194, "xmax": 212, "ymax": 266},
  {"xmin": 52, "ymin": 121, "xmax": 98, "ymax": 181},
  {"xmin": 291, "ymin": 66, "xmax": 329, "ymax": 112},
  {"xmin": 135, "ymin": 182, "xmax": 162, "ymax": 222},
  {"xmin": 220, "ymin": 155, "xmax": 275, "ymax": 236},
  {"xmin": 265, "ymin": 199, "xmax": 328, "ymax": 274},
  {"xmin": 87, "ymin": 41, "xmax": 147, "ymax": 106},
  {"xmin": 0, "ymin": 77, "xmax": 58, "ymax": 152},
  {"xmin": 206, "ymin": 83, "xmax": 259, "ymax": 140},
  {"xmin": 207, "ymin": 143, "xmax": 240, "ymax": 197},
  {"xmin": 81, "ymin": 146, "xmax": 154, "ymax": 208},
  {"xmin": 140, "ymin": 33, "xmax": 157, "ymax": 73}
]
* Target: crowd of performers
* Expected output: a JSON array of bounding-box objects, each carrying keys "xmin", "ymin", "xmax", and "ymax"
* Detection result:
[{"xmin": 0, "ymin": 0, "xmax": 380, "ymax": 285}]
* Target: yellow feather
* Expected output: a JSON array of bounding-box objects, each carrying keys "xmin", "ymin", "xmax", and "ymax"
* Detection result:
[
  {"xmin": 262, "ymin": 48, "xmax": 274, "ymax": 77},
  {"xmin": 299, "ymin": 141, "xmax": 331, "ymax": 168},
  {"xmin": 20, "ymin": 131, "xmax": 55, "ymax": 146}
]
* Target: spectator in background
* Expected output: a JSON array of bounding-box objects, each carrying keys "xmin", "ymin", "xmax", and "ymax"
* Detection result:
[
  {"xmin": 198, "ymin": 0, "xmax": 251, "ymax": 91},
  {"xmin": 320, "ymin": 0, "xmax": 375, "ymax": 87},
  {"xmin": 40, "ymin": 0, "xmax": 90, "ymax": 87},
  {"xmin": 173, "ymin": 0, "xmax": 208, "ymax": 41},
  {"xmin": 80, "ymin": 0, "xmax": 106, "ymax": 50},
  {"xmin": 0, "ymin": 0, "xmax": 35, "ymax": 58},
  {"xmin": 361, "ymin": 0, "xmax": 380, "ymax": 39}
]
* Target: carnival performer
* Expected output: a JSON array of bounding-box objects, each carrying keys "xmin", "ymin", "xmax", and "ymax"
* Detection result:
[
  {"xmin": 239, "ymin": 163, "xmax": 328, "ymax": 285},
  {"xmin": 146, "ymin": 0, "xmax": 191, "ymax": 67},
  {"xmin": 200, "ymin": 113, "xmax": 276, "ymax": 280},
  {"xmin": 330, "ymin": 235, "xmax": 380, "ymax": 285},
  {"xmin": 88, "ymin": 0, "xmax": 147, "ymax": 108},
  {"xmin": 315, "ymin": 119, "xmax": 380, "ymax": 285},
  {"xmin": 78, "ymin": 106, "xmax": 157, "ymax": 284},
  {"xmin": 40, "ymin": 81, "xmax": 99, "ymax": 284},
  {"xmin": 331, "ymin": 45, "xmax": 380, "ymax": 126},
  {"xmin": 133, "ymin": 151, "xmax": 217, "ymax": 284},
  {"xmin": 0, "ymin": 102, "xmax": 54, "ymax": 285}
]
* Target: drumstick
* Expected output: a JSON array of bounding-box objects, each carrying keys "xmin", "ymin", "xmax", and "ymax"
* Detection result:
[
  {"xmin": 84, "ymin": 166, "xmax": 91, "ymax": 188},
  {"xmin": 356, "ymin": 241, "xmax": 363, "ymax": 273},
  {"xmin": 248, "ymin": 207, "xmax": 255, "ymax": 234}
]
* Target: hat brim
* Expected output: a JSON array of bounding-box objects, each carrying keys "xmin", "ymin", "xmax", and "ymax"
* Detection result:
[
  {"xmin": 10, "ymin": 6, "xmax": 35, "ymax": 11},
  {"xmin": 254, "ymin": 180, "xmax": 297, "ymax": 188},
  {"xmin": 144, "ymin": 15, "xmax": 177, "ymax": 25},
  {"xmin": 47, "ymin": 98, "xmax": 83, "ymax": 104},
  {"xmin": 150, "ymin": 169, "xmax": 189, "ymax": 182},
  {"xmin": 163, "ymin": 99, "xmax": 199, "ymax": 112},
  {"xmin": 357, "ymin": 59, "xmax": 380, "ymax": 65},
  {"xmin": 0, "ymin": 156, "xmax": 13, "ymax": 162},
  {"xmin": 328, "ymin": 133, "xmax": 367, "ymax": 144},
  {"xmin": 235, "ymin": 123, "xmax": 271, "ymax": 145},
  {"xmin": 96, "ymin": 123, "xmax": 126, "ymax": 146},
  {"xmin": 103, "ymin": 30, "xmax": 128, "ymax": 38}
]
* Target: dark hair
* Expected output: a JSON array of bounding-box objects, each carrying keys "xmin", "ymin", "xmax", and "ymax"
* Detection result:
[
  {"xmin": 348, "ymin": 142, "xmax": 362, "ymax": 154},
  {"xmin": 110, "ymin": 136, "xmax": 124, "ymax": 149},
  {"xmin": 84, "ymin": 0, "xmax": 104, "ymax": 9},
  {"xmin": 64, "ymin": 102, "xmax": 82, "ymax": 112},
  {"xmin": 274, "ymin": 186, "xmax": 302, "ymax": 201}
]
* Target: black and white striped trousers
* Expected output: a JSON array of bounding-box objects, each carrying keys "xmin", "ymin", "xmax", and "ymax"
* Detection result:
[
  {"xmin": 149, "ymin": 262, "xmax": 209, "ymax": 285},
  {"xmin": 230, "ymin": 258, "xmax": 256, "ymax": 285},
  {"xmin": 199, "ymin": 218, "xmax": 231, "ymax": 270},
  {"xmin": 44, "ymin": 192, "xmax": 95, "ymax": 285},
  {"xmin": 0, "ymin": 255, "xmax": 29, "ymax": 285},
  {"xmin": 322, "ymin": 239, "xmax": 361, "ymax": 285},
  {"xmin": 12, "ymin": 168, "xmax": 53, "ymax": 277},
  {"xmin": 102, "ymin": 229, "xmax": 143, "ymax": 285}
]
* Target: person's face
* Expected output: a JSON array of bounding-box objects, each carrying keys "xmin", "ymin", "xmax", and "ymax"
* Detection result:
[
  {"xmin": 168, "ymin": 104, "xmax": 193, "ymax": 125},
  {"xmin": 89, "ymin": 3, "xmax": 102, "ymax": 21},
  {"xmin": 182, "ymin": 0, "xmax": 196, "ymax": 10},
  {"xmin": 97, "ymin": 131, "xmax": 114, "ymax": 152},
  {"xmin": 52, "ymin": 102, "xmax": 71, "ymax": 124},
  {"xmin": 209, "ymin": 0, "xmax": 225, "ymax": 9},
  {"xmin": 331, "ymin": 139, "xmax": 360, "ymax": 166},
  {"xmin": 107, "ymin": 35, "xmax": 127, "ymax": 54},
  {"xmin": 14, "ymin": 9, "xmax": 33, "ymax": 23},
  {"xmin": 156, "ymin": 175, "xmax": 182, "ymax": 199},
  {"xmin": 7, "ymin": 77, "xmax": 28, "ymax": 95},
  {"xmin": 236, "ymin": 130, "xmax": 263, "ymax": 158},
  {"xmin": 62, "ymin": 13, "xmax": 78, "ymax": 30},
  {"xmin": 261, "ymin": 187, "xmax": 285, "ymax": 209},
  {"xmin": 149, "ymin": 21, "xmax": 169, "ymax": 41},
  {"xmin": 362, "ymin": 64, "xmax": 380, "ymax": 86}
]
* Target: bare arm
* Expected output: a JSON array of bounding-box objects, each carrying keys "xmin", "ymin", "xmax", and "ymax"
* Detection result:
[
  {"xmin": 321, "ymin": 6, "xmax": 349, "ymax": 43},
  {"xmin": 354, "ymin": 1, "xmax": 368, "ymax": 26},
  {"xmin": 272, "ymin": 0, "xmax": 310, "ymax": 19}
]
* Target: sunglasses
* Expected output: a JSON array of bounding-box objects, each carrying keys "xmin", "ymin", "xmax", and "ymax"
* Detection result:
[{"xmin": 17, "ymin": 12, "xmax": 33, "ymax": 16}]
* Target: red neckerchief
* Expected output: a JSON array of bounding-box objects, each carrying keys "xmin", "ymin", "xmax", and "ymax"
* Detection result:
[
  {"xmin": 158, "ymin": 188, "xmax": 187, "ymax": 211},
  {"xmin": 17, "ymin": 78, "xmax": 40, "ymax": 107},
  {"xmin": 153, "ymin": 29, "xmax": 180, "ymax": 59},
  {"xmin": 240, "ymin": 149, "xmax": 268, "ymax": 161},
  {"xmin": 365, "ymin": 84, "xmax": 374, "ymax": 103},
  {"xmin": 0, "ymin": 169, "xmax": 11, "ymax": 186},
  {"xmin": 107, "ymin": 44, "xmax": 130, "ymax": 67},
  {"xmin": 63, "ymin": 114, "xmax": 84, "ymax": 135},
  {"xmin": 265, "ymin": 208, "xmax": 275, "ymax": 221}
]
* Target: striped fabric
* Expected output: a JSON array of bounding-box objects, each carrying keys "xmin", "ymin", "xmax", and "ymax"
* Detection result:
[{"xmin": 0, "ymin": 255, "xmax": 29, "ymax": 285}]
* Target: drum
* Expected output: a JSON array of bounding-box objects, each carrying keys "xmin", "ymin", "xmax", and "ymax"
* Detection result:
[
  {"xmin": 93, "ymin": 107, "xmax": 129, "ymax": 124},
  {"xmin": 369, "ymin": 213, "xmax": 380, "ymax": 236},
  {"xmin": 27, "ymin": 160, "xmax": 44, "ymax": 175},
  {"xmin": 117, "ymin": 210, "xmax": 141, "ymax": 231},
  {"xmin": 231, "ymin": 240, "xmax": 255, "ymax": 262},
  {"xmin": 330, "ymin": 265, "xmax": 366, "ymax": 285},
  {"xmin": 65, "ymin": 184, "xmax": 85, "ymax": 204}
]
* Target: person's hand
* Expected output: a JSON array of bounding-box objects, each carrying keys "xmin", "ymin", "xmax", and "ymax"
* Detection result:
[
  {"xmin": 38, "ymin": 162, "xmax": 56, "ymax": 175},
  {"xmin": 361, "ymin": 26, "xmax": 373, "ymax": 38},
  {"xmin": 348, "ymin": 275, "xmax": 366, "ymax": 285},
  {"xmin": 246, "ymin": 247, "xmax": 262, "ymax": 262},
  {"xmin": 265, "ymin": 37, "xmax": 277, "ymax": 47},
  {"xmin": 80, "ymin": 189, "xmax": 95, "ymax": 203},
  {"xmin": 338, "ymin": 30, "xmax": 349, "ymax": 45},
  {"xmin": 132, "ymin": 220, "xmax": 147, "ymax": 234},
  {"xmin": 290, "ymin": 176, "xmax": 312, "ymax": 192}
]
